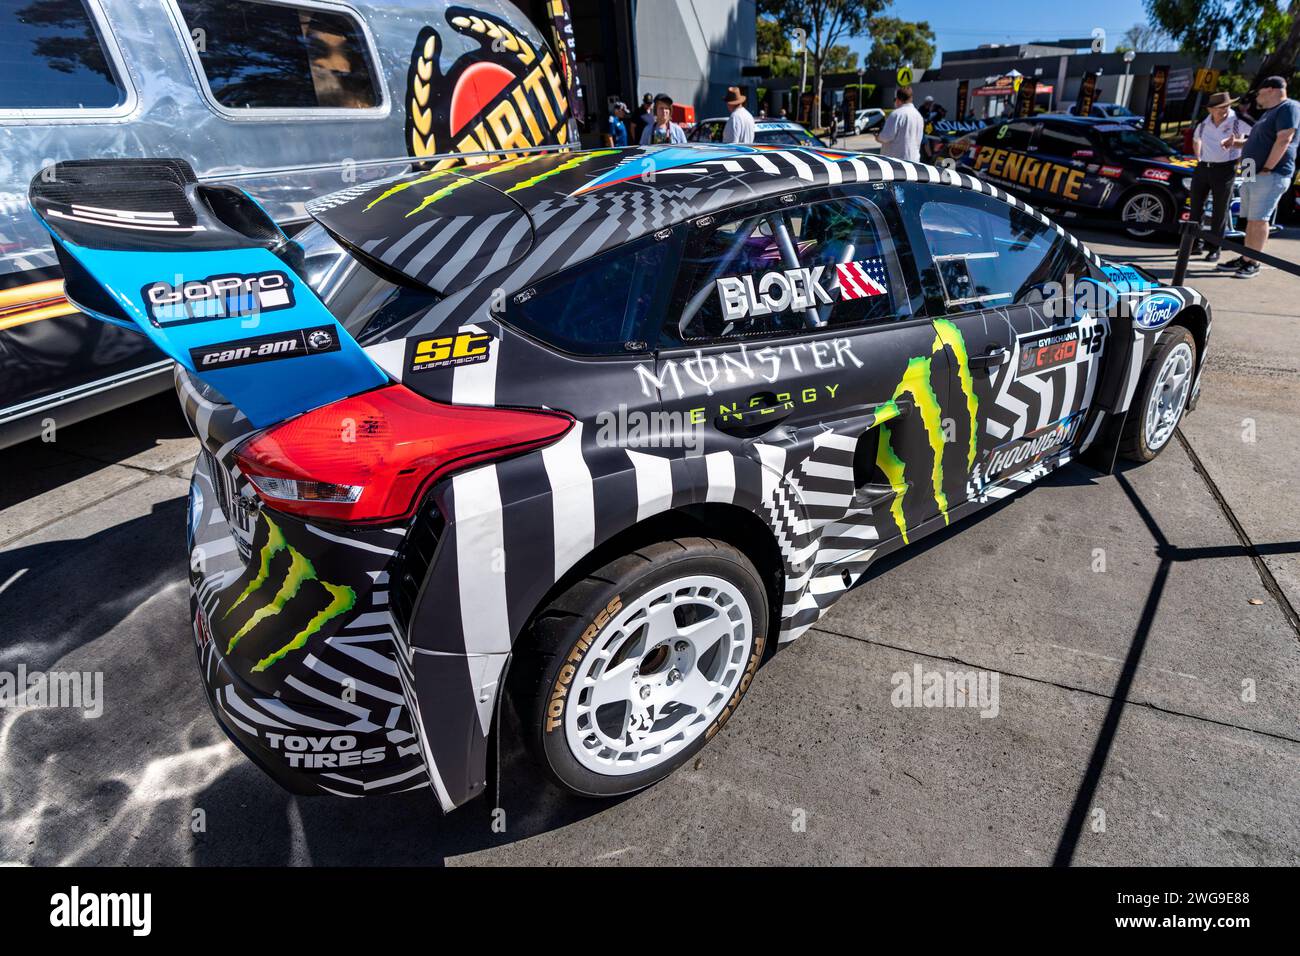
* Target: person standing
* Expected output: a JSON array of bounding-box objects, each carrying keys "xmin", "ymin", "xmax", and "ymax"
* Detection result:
[
  {"xmin": 1230, "ymin": 76, "xmax": 1300, "ymax": 278},
  {"xmin": 639, "ymin": 93, "xmax": 687, "ymax": 145},
  {"xmin": 878, "ymin": 86, "xmax": 923, "ymax": 162},
  {"xmin": 636, "ymin": 93, "xmax": 655, "ymax": 143},
  {"xmin": 605, "ymin": 101, "xmax": 630, "ymax": 147},
  {"xmin": 722, "ymin": 86, "xmax": 755, "ymax": 143},
  {"xmin": 1190, "ymin": 91, "xmax": 1247, "ymax": 262}
]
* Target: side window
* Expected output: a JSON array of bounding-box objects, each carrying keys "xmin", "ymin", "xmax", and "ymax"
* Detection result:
[
  {"xmin": 506, "ymin": 233, "xmax": 674, "ymax": 356},
  {"xmin": 2, "ymin": 0, "xmax": 126, "ymax": 110},
  {"xmin": 174, "ymin": 0, "xmax": 380, "ymax": 110},
  {"xmin": 1036, "ymin": 123, "xmax": 1095, "ymax": 158},
  {"xmin": 905, "ymin": 186, "xmax": 1062, "ymax": 312},
  {"xmin": 979, "ymin": 120, "xmax": 1037, "ymax": 151},
  {"xmin": 664, "ymin": 194, "xmax": 912, "ymax": 346}
]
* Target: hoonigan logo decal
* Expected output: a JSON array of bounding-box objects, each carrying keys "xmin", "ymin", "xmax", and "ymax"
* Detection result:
[
  {"xmin": 405, "ymin": 7, "xmax": 571, "ymax": 163},
  {"xmin": 876, "ymin": 319, "xmax": 978, "ymax": 544},
  {"xmin": 983, "ymin": 412, "xmax": 1084, "ymax": 483},
  {"xmin": 144, "ymin": 271, "xmax": 294, "ymax": 327},
  {"xmin": 222, "ymin": 515, "xmax": 356, "ymax": 673}
]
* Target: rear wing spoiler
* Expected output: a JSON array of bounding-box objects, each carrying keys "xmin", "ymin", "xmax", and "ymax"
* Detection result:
[{"xmin": 29, "ymin": 159, "xmax": 386, "ymax": 428}]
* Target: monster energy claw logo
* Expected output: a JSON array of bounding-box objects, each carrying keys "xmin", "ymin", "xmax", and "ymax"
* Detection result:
[
  {"xmin": 874, "ymin": 319, "xmax": 978, "ymax": 544},
  {"xmin": 223, "ymin": 515, "xmax": 356, "ymax": 672}
]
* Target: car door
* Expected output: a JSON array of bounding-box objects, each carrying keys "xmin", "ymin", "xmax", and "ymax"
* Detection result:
[
  {"xmin": 654, "ymin": 185, "xmax": 953, "ymax": 565},
  {"xmin": 1029, "ymin": 121, "xmax": 1115, "ymax": 212},
  {"xmin": 966, "ymin": 119, "xmax": 1041, "ymax": 199},
  {"xmin": 893, "ymin": 181, "xmax": 1108, "ymax": 506}
]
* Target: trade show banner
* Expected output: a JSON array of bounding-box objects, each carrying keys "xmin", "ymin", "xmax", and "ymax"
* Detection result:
[
  {"xmin": 1077, "ymin": 71, "xmax": 1099, "ymax": 117},
  {"xmin": 1144, "ymin": 64, "xmax": 1169, "ymax": 134},
  {"xmin": 842, "ymin": 85, "xmax": 859, "ymax": 127},
  {"xmin": 956, "ymin": 79, "xmax": 969, "ymax": 120},
  {"xmin": 1015, "ymin": 78, "xmax": 1038, "ymax": 118}
]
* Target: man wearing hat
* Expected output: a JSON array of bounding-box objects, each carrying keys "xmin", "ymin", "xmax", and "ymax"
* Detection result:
[
  {"xmin": 1190, "ymin": 91, "xmax": 1248, "ymax": 262},
  {"xmin": 723, "ymin": 86, "xmax": 755, "ymax": 143},
  {"xmin": 1231, "ymin": 76, "xmax": 1300, "ymax": 278}
]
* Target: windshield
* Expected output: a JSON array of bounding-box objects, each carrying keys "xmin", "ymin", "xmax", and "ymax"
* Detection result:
[{"xmin": 1104, "ymin": 128, "xmax": 1180, "ymax": 159}]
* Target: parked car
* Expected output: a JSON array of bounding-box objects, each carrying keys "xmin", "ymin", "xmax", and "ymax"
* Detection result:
[
  {"xmin": 32, "ymin": 142, "xmax": 1210, "ymax": 810},
  {"xmin": 1065, "ymin": 101, "xmax": 1145, "ymax": 125},
  {"xmin": 0, "ymin": 0, "xmax": 573, "ymax": 448},
  {"xmin": 689, "ymin": 117, "xmax": 830, "ymax": 148},
  {"xmin": 854, "ymin": 107, "xmax": 886, "ymax": 134},
  {"xmin": 958, "ymin": 114, "xmax": 1200, "ymax": 239}
]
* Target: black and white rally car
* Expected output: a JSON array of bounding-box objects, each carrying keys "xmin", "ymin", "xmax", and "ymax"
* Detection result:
[{"xmin": 30, "ymin": 144, "xmax": 1210, "ymax": 811}]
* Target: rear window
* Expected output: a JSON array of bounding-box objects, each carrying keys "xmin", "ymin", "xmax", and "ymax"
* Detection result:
[
  {"xmin": 175, "ymin": 0, "xmax": 379, "ymax": 110},
  {"xmin": 1, "ymin": 0, "xmax": 126, "ymax": 110},
  {"xmin": 506, "ymin": 234, "xmax": 675, "ymax": 356}
]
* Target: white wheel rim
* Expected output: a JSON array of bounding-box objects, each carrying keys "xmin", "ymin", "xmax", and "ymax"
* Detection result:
[
  {"xmin": 564, "ymin": 574, "xmax": 753, "ymax": 776},
  {"xmin": 1123, "ymin": 194, "xmax": 1165, "ymax": 232},
  {"xmin": 1145, "ymin": 341, "xmax": 1193, "ymax": 451}
]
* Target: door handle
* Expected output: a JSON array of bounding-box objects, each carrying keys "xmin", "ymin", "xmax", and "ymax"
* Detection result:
[
  {"xmin": 714, "ymin": 392, "xmax": 795, "ymax": 436},
  {"xmin": 969, "ymin": 346, "xmax": 1009, "ymax": 369}
]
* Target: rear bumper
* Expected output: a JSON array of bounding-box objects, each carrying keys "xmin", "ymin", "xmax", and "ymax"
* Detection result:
[{"xmin": 187, "ymin": 452, "xmax": 433, "ymax": 800}]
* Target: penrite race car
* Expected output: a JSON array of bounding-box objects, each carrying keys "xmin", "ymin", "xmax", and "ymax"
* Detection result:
[
  {"xmin": 955, "ymin": 113, "xmax": 1201, "ymax": 240},
  {"xmin": 29, "ymin": 144, "xmax": 1210, "ymax": 811}
]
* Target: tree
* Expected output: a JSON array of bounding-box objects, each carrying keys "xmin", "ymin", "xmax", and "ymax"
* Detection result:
[
  {"xmin": 757, "ymin": 16, "xmax": 799, "ymax": 78},
  {"xmin": 759, "ymin": 0, "xmax": 884, "ymax": 125},
  {"xmin": 1118, "ymin": 21, "xmax": 1178, "ymax": 52},
  {"xmin": 1145, "ymin": 0, "xmax": 1300, "ymax": 89},
  {"xmin": 822, "ymin": 44, "xmax": 861, "ymax": 73},
  {"xmin": 865, "ymin": 17, "xmax": 936, "ymax": 71}
]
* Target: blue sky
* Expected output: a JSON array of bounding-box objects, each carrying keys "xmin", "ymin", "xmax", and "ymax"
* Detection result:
[{"xmin": 845, "ymin": 0, "xmax": 1155, "ymax": 62}]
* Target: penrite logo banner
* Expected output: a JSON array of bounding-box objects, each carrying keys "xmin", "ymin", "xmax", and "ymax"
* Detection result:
[
  {"xmin": 956, "ymin": 79, "xmax": 969, "ymax": 120},
  {"xmin": 1078, "ymin": 71, "xmax": 1100, "ymax": 117},
  {"xmin": 405, "ymin": 6, "xmax": 572, "ymax": 163},
  {"xmin": 546, "ymin": 0, "xmax": 584, "ymax": 127},
  {"xmin": 1144, "ymin": 65, "xmax": 1169, "ymax": 134}
]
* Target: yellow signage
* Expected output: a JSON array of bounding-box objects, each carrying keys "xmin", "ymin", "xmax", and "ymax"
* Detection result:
[
  {"xmin": 973, "ymin": 146, "xmax": 1085, "ymax": 202},
  {"xmin": 897, "ymin": 65, "xmax": 914, "ymax": 86}
]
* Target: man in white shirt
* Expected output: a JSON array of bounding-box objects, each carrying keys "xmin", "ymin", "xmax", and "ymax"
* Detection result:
[
  {"xmin": 878, "ymin": 87, "xmax": 923, "ymax": 162},
  {"xmin": 1191, "ymin": 91, "xmax": 1248, "ymax": 262},
  {"xmin": 722, "ymin": 86, "xmax": 755, "ymax": 143}
]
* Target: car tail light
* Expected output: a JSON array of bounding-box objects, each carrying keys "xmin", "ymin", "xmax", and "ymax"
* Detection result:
[{"xmin": 233, "ymin": 384, "xmax": 572, "ymax": 523}]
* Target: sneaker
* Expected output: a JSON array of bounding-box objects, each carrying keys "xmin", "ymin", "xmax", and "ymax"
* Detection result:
[
  {"xmin": 1204, "ymin": 249, "xmax": 1220, "ymax": 262},
  {"xmin": 1216, "ymin": 255, "xmax": 1246, "ymax": 271},
  {"xmin": 1236, "ymin": 261, "xmax": 1261, "ymax": 279}
]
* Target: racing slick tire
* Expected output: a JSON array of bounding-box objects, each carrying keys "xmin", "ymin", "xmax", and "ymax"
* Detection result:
[
  {"xmin": 520, "ymin": 537, "xmax": 768, "ymax": 798},
  {"xmin": 1119, "ymin": 325, "xmax": 1197, "ymax": 462},
  {"xmin": 1119, "ymin": 187, "xmax": 1173, "ymax": 240}
]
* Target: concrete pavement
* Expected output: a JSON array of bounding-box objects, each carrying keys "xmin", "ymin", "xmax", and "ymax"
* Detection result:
[{"xmin": 0, "ymin": 227, "xmax": 1296, "ymax": 866}]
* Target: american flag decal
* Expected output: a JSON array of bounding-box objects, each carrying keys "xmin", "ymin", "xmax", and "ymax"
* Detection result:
[{"xmin": 836, "ymin": 258, "xmax": 888, "ymax": 299}]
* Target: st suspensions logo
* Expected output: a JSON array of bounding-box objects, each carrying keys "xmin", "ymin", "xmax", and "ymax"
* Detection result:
[
  {"xmin": 221, "ymin": 515, "xmax": 356, "ymax": 673},
  {"xmin": 406, "ymin": 7, "xmax": 571, "ymax": 163}
]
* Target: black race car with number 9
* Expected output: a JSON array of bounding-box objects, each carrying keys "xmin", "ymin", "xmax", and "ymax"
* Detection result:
[
  {"xmin": 30, "ymin": 144, "xmax": 1210, "ymax": 811},
  {"xmin": 953, "ymin": 114, "xmax": 1201, "ymax": 240}
]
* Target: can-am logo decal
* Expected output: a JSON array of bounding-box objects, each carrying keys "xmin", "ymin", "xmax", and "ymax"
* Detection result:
[
  {"xmin": 143, "ymin": 271, "xmax": 294, "ymax": 327},
  {"xmin": 1132, "ymin": 292, "xmax": 1181, "ymax": 330},
  {"xmin": 405, "ymin": 7, "xmax": 570, "ymax": 163},
  {"xmin": 983, "ymin": 412, "xmax": 1084, "ymax": 483},
  {"xmin": 222, "ymin": 515, "xmax": 356, "ymax": 673},
  {"xmin": 188, "ymin": 326, "xmax": 339, "ymax": 370},
  {"xmin": 409, "ymin": 329, "xmax": 492, "ymax": 371}
]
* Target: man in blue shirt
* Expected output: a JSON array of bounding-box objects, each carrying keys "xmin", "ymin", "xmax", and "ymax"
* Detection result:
[
  {"xmin": 1231, "ymin": 76, "xmax": 1300, "ymax": 278},
  {"xmin": 606, "ymin": 101, "xmax": 630, "ymax": 147}
]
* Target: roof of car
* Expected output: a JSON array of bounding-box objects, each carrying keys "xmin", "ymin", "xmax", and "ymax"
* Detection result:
[
  {"xmin": 309, "ymin": 143, "xmax": 1101, "ymax": 312},
  {"xmin": 695, "ymin": 116, "xmax": 805, "ymax": 130}
]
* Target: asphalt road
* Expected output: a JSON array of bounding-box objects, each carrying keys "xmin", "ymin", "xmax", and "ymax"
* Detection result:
[{"xmin": 1, "ymin": 227, "xmax": 1297, "ymax": 866}]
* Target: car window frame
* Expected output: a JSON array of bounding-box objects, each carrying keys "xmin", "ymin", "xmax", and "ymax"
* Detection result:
[
  {"xmin": 895, "ymin": 181, "xmax": 1078, "ymax": 317},
  {"xmin": 659, "ymin": 184, "xmax": 923, "ymax": 353},
  {"xmin": 0, "ymin": 0, "xmax": 138, "ymax": 123},
  {"xmin": 499, "ymin": 227, "xmax": 685, "ymax": 360},
  {"xmin": 162, "ymin": 0, "xmax": 391, "ymax": 123}
]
